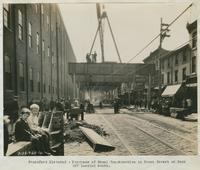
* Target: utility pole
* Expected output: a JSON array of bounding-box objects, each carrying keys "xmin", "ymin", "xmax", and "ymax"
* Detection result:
[{"xmin": 158, "ymin": 18, "xmax": 170, "ymax": 98}]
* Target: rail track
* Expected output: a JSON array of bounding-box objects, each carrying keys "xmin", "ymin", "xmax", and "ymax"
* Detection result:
[{"xmin": 99, "ymin": 112, "xmax": 197, "ymax": 155}]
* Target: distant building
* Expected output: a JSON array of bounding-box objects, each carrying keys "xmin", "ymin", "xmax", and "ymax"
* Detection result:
[
  {"xmin": 160, "ymin": 44, "xmax": 191, "ymax": 86},
  {"xmin": 143, "ymin": 48, "xmax": 169, "ymax": 88},
  {"xmin": 3, "ymin": 4, "xmax": 77, "ymax": 106},
  {"xmin": 186, "ymin": 20, "xmax": 197, "ymax": 76}
]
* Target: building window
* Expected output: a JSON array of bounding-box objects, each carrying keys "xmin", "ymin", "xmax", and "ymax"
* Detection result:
[
  {"xmin": 167, "ymin": 58, "xmax": 170, "ymax": 68},
  {"xmin": 3, "ymin": 4, "xmax": 9, "ymax": 28},
  {"xmin": 36, "ymin": 33, "xmax": 39, "ymax": 54},
  {"xmin": 4, "ymin": 55, "xmax": 12, "ymax": 89},
  {"xmin": 161, "ymin": 74, "xmax": 164, "ymax": 84},
  {"xmin": 161, "ymin": 61, "xmax": 164, "ymax": 70},
  {"xmin": 182, "ymin": 51, "xmax": 187, "ymax": 63},
  {"xmin": 192, "ymin": 56, "xmax": 196, "ymax": 73},
  {"xmin": 19, "ymin": 62, "xmax": 25, "ymax": 91},
  {"xmin": 29, "ymin": 68, "xmax": 34, "ymax": 92},
  {"xmin": 49, "ymin": 85, "xmax": 51, "ymax": 94},
  {"xmin": 167, "ymin": 72, "xmax": 170, "ymax": 84},
  {"xmin": 28, "ymin": 22, "xmax": 32, "ymax": 47},
  {"xmin": 192, "ymin": 31, "xmax": 197, "ymax": 48},
  {"xmin": 42, "ymin": 40, "xmax": 45, "ymax": 51},
  {"xmin": 41, "ymin": 4, "xmax": 44, "ymax": 14},
  {"xmin": 35, "ymin": 4, "xmax": 38, "ymax": 13},
  {"xmin": 182, "ymin": 67, "xmax": 186, "ymax": 80},
  {"xmin": 174, "ymin": 70, "xmax": 178, "ymax": 82},
  {"xmin": 41, "ymin": 4, "xmax": 44, "ymax": 24},
  {"xmin": 155, "ymin": 60, "xmax": 159, "ymax": 70},
  {"xmin": 37, "ymin": 72, "xmax": 40, "ymax": 92},
  {"xmin": 18, "ymin": 9, "xmax": 23, "ymax": 40},
  {"xmin": 47, "ymin": 15, "xmax": 49, "ymax": 25},
  {"xmin": 47, "ymin": 46, "xmax": 50, "ymax": 57},
  {"xmin": 175, "ymin": 55, "xmax": 178, "ymax": 65},
  {"xmin": 43, "ymin": 83, "xmax": 46, "ymax": 93}
]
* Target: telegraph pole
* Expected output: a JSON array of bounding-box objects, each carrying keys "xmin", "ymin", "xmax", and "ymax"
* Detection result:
[{"xmin": 158, "ymin": 18, "xmax": 170, "ymax": 98}]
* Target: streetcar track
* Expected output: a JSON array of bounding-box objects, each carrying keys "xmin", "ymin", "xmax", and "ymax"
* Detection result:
[
  {"xmin": 122, "ymin": 113, "xmax": 196, "ymax": 144},
  {"xmin": 120, "ymin": 115, "xmax": 187, "ymax": 155},
  {"xmin": 99, "ymin": 114, "xmax": 136, "ymax": 155},
  {"xmin": 105, "ymin": 114, "xmax": 183, "ymax": 155},
  {"xmin": 122, "ymin": 109, "xmax": 192, "ymax": 134},
  {"xmin": 97, "ymin": 109, "xmax": 196, "ymax": 155}
]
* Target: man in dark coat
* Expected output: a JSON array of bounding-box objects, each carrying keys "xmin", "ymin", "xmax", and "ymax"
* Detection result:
[
  {"xmin": 15, "ymin": 111, "xmax": 32, "ymax": 141},
  {"xmin": 15, "ymin": 108, "xmax": 50, "ymax": 155}
]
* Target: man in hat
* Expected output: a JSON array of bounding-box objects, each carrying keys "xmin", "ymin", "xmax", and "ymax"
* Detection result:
[{"xmin": 15, "ymin": 108, "xmax": 51, "ymax": 155}]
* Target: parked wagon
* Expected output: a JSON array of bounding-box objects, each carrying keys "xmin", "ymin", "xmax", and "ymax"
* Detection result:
[{"xmin": 67, "ymin": 107, "xmax": 84, "ymax": 121}]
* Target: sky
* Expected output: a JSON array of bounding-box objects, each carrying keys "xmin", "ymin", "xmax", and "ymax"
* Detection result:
[{"xmin": 59, "ymin": 1, "xmax": 197, "ymax": 63}]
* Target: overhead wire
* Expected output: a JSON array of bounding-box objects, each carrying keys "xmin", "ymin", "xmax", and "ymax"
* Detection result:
[{"xmin": 83, "ymin": 3, "xmax": 194, "ymax": 97}]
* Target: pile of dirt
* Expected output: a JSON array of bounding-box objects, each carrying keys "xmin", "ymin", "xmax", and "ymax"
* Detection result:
[{"xmin": 64, "ymin": 121, "xmax": 108, "ymax": 143}]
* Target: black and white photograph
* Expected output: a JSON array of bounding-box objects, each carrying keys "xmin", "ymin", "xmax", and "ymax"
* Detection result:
[{"xmin": 1, "ymin": 0, "xmax": 199, "ymax": 164}]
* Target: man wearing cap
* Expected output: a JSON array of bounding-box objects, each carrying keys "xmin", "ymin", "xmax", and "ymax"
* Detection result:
[
  {"xmin": 15, "ymin": 108, "xmax": 50, "ymax": 155},
  {"xmin": 15, "ymin": 108, "xmax": 32, "ymax": 141}
]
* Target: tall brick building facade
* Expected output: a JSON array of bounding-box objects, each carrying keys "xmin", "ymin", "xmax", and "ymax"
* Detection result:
[{"xmin": 3, "ymin": 4, "xmax": 77, "ymax": 106}]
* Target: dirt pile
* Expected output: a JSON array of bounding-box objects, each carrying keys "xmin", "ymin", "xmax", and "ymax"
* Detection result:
[{"xmin": 64, "ymin": 121, "xmax": 108, "ymax": 143}]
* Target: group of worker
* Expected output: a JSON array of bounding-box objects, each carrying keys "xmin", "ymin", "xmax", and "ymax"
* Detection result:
[{"xmin": 86, "ymin": 51, "xmax": 97, "ymax": 63}]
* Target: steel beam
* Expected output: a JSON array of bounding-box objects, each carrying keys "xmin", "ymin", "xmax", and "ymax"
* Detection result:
[{"xmin": 80, "ymin": 126, "xmax": 115, "ymax": 151}]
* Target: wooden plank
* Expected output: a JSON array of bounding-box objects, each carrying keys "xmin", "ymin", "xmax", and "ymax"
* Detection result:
[
  {"xmin": 6, "ymin": 141, "xmax": 31, "ymax": 156},
  {"xmin": 79, "ymin": 126, "xmax": 115, "ymax": 151}
]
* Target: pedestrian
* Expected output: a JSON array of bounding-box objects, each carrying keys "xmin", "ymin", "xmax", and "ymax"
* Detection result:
[
  {"xmin": 80, "ymin": 102, "xmax": 85, "ymax": 120},
  {"xmin": 99, "ymin": 101, "xmax": 103, "ymax": 109},
  {"xmin": 86, "ymin": 53, "xmax": 91, "ymax": 63},
  {"xmin": 92, "ymin": 51, "xmax": 97, "ymax": 63},
  {"xmin": 113, "ymin": 100, "xmax": 117, "ymax": 114}
]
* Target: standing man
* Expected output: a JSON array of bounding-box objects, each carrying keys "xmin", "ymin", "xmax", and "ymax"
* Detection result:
[
  {"xmin": 92, "ymin": 51, "xmax": 97, "ymax": 63},
  {"xmin": 80, "ymin": 102, "xmax": 85, "ymax": 120}
]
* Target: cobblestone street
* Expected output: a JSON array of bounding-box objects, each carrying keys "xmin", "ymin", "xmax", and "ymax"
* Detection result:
[{"xmin": 64, "ymin": 108, "xmax": 197, "ymax": 156}]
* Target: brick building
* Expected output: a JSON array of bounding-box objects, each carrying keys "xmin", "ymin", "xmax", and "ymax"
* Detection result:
[
  {"xmin": 160, "ymin": 44, "xmax": 191, "ymax": 85},
  {"xmin": 3, "ymin": 4, "xmax": 77, "ymax": 107}
]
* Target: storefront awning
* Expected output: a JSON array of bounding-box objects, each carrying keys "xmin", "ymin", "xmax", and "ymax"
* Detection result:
[{"xmin": 161, "ymin": 84, "xmax": 182, "ymax": 97}]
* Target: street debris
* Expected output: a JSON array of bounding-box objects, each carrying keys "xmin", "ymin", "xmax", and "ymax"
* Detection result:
[{"xmin": 64, "ymin": 121, "xmax": 109, "ymax": 143}]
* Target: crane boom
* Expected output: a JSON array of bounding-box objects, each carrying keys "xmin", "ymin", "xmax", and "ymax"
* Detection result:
[{"xmin": 96, "ymin": 3, "xmax": 105, "ymax": 63}]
